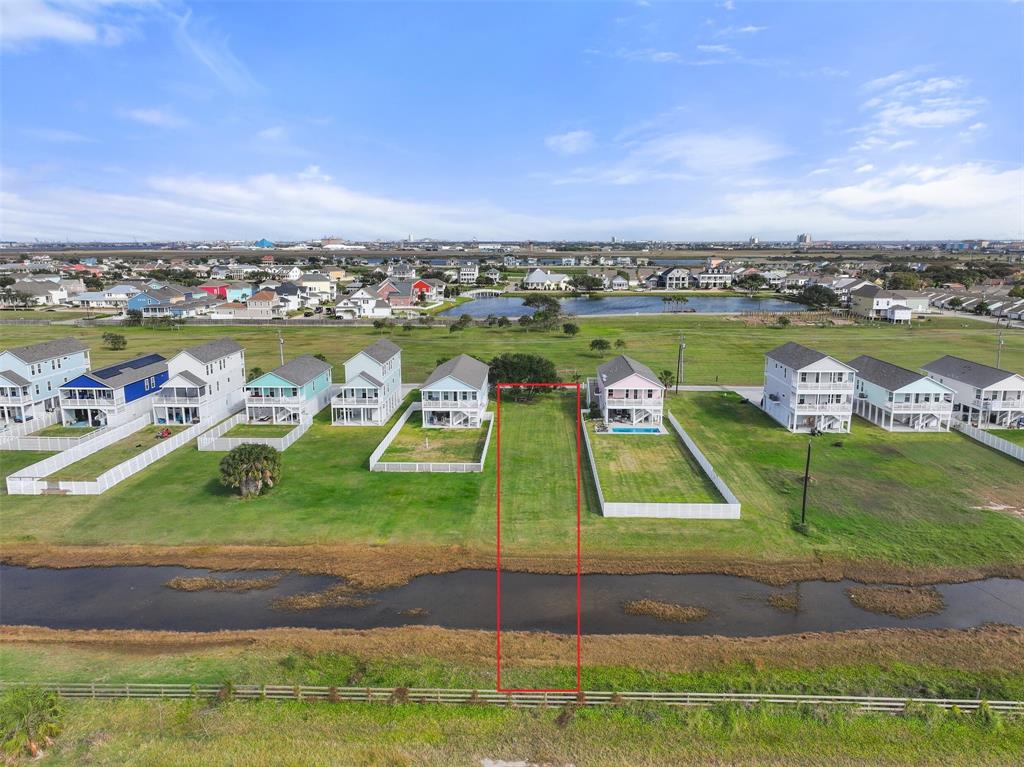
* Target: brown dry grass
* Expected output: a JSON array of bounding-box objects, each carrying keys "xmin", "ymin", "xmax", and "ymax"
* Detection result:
[
  {"xmin": 270, "ymin": 584, "xmax": 378, "ymax": 612},
  {"xmin": 845, "ymin": 586, "xmax": 946, "ymax": 618},
  {"xmin": 767, "ymin": 591, "xmax": 801, "ymax": 613},
  {"xmin": 165, "ymin": 576, "xmax": 281, "ymax": 592},
  {"xmin": 622, "ymin": 599, "xmax": 709, "ymax": 623},
  {"xmin": 4, "ymin": 542, "xmax": 1022, "ymax": 589},
  {"xmin": 5, "ymin": 625, "xmax": 1022, "ymax": 675}
]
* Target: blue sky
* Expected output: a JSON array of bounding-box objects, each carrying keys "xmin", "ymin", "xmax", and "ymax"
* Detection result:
[{"xmin": 1, "ymin": 0, "xmax": 1022, "ymax": 241}]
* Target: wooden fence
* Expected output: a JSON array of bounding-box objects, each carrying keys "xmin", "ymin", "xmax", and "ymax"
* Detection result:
[{"xmin": 1, "ymin": 682, "xmax": 1021, "ymax": 715}]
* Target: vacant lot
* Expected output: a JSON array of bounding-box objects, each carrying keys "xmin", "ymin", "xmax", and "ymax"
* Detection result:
[
  {"xmin": 380, "ymin": 410, "xmax": 488, "ymax": 463},
  {"xmin": 49, "ymin": 425, "xmax": 187, "ymax": 481},
  {"xmin": 0, "ymin": 450, "xmax": 54, "ymax": 492},
  {"xmin": 585, "ymin": 420, "xmax": 723, "ymax": 503},
  {"xmin": 990, "ymin": 428, "xmax": 1024, "ymax": 446},
  {"xmin": 224, "ymin": 422, "xmax": 296, "ymax": 438},
  {"xmin": 33, "ymin": 424, "xmax": 97, "ymax": 437}
]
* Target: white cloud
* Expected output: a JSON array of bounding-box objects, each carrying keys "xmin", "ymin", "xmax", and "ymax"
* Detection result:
[
  {"xmin": 256, "ymin": 126, "xmax": 286, "ymax": 141},
  {"xmin": 716, "ymin": 24, "xmax": 767, "ymax": 36},
  {"xmin": 297, "ymin": 165, "xmax": 331, "ymax": 182},
  {"xmin": 22, "ymin": 127, "xmax": 94, "ymax": 143},
  {"xmin": 119, "ymin": 107, "xmax": 190, "ymax": 128},
  {"xmin": 696, "ymin": 44, "xmax": 734, "ymax": 54},
  {"xmin": 1, "ymin": 162, "xmax": 1020, "ymax": 242},
  {"xmin": 0, "ymin": 0, "xmax": 147, "ymax": 50},
  {"xmin": 173, "ymin": 9, "xmax": 257, "ymax": 94},
  {"xmin": 611, "ymin": 48, "xmax": 683, "ymax": 63},
  {"xmin": 544, "ymin": 130, "xmax": 596, "ymax": 155},
  {"xmin": 854, "ymin": 163, "xmax": 874, "ymax": 173}
]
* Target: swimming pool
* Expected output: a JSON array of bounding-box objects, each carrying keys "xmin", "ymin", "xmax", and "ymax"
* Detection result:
[{"xmin": 610, "ymin": 426, "xmax": 662, "ymax": 434}]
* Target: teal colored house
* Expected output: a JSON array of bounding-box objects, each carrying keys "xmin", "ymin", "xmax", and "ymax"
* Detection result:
[{"xmin": 244, "ymin": 355, "xmax": 332, "ymax": 424}]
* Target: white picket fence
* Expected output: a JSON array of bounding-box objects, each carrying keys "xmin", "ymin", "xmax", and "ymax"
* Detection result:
[
  {"xmin": 197, "ymin": 413, "xmax": 309, "ymax": 452},
  {"xmin": 369, "ymin": 402, "xmax": 494, "ymax": 473},
  {"xmin": 953, "ymin": 421, "xmax": 1024, "ymax": 463},
  {"xmin": 1, "ymin": 682, "xmax": 1021, "ymax": 716},
  {"xmin": 0, "ymin": 410, "xmax": 60, "ymax": 447},
  {"xmin": 580, "ymin": 411, "xmax": 741, "ymax": 519}
]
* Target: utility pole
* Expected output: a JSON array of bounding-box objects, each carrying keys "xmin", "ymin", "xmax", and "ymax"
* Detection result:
[
  {"xmin": 675, "ymin": 334, "xmax": 685, "ymax": 393},
  {"xmin": 278, "ymin": 332, "xmax": 285, "ymax": 366},
  {"xmin": 799, "ymin": 439, "xmax": 812, "ymax": 530},
  {"xmin": 996, "ymin": 328, "xmax": 1004, "ymax": 368}
]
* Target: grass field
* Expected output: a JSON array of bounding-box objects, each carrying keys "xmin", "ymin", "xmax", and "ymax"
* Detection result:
[
  {"xmin": 0, "ymin": 318, "xmax": 1021, "ymax": 575},
  {"xmin": 585, "ymin": 420, "xmax": 723, "ymax": 503},
  {"xmin": 27, "ymin": 698, "xmax": 1019, "ymax": 767},
  {"xmin": 380, "ymin": 411, "xmax": 488, "ymax": 463},
  {"xmin": 223, "ymin": 423, "xmax": 296, "ymax": 438},
  {"xmin": 32, "ymin": 424, "xmax": 97, "ymax": 437},
  {"xmin": 0, "ymin": 450, "xmax": 54, "ymax": 493},
  {"xmin": 990, "ymin": 429, "xmax": 1024, "ymax": 446},
  {"xmin": 49, "ymin": 425, "xmax": 187, "ymax": 481}
]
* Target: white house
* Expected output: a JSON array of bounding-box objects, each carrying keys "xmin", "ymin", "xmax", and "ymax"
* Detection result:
[
  {"xmin": 0, "ymin": 337, "xmax": 91, "ymax": 425},
  {"xmin": 763, "ymin": 342, "xmax": 855, "ymax": 433},
  {"xmin": 331, "ymin": 339, "xmax": 402, "ymax": 426},
  {"xmin": 152, "ymin": 338, "xmax": 246, "ymax": 425},
  {"xmin": 459, "ymin": 264, "xmax": 480, "ymax": 284},
  {"xmin": 71, "ymin": 284, "xmax": 140, "ymax": 309},
  {"xmin": 522, "ymin": 268, "xmax": 570, "ymax": 291},
  {"xmin": 921, "ymin": 356, "xmax": 1024, "ymax": 429},
  {"xmin": 420, "ymin": 354, "xmax": 489, "ymax": 428},
  {"xmin": 696, "ymin": 268, "xmax": 733, "ymax": 289},
  {"xmin": 59, "ymin": 353, "xmax": 168, "ymax": 428},
  {"xmin": 849, "ymin": 355, "xmax": 954, "ymax": 431},
  {"xmin": 850, "ymin": 285, "xmax": 913, "ymax": 323},
  {"xmin": 587, "ymin": 355, "xmax": 664, "ymax": 429}
]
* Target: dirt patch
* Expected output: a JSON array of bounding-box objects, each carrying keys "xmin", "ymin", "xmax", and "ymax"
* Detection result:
[
  {"xmin": 767, "ymin": 591, "xmax": 800, "ymax": 613},
  {"xmin": 3, "ymin": 625, "xmax": 1023, "ymax": 675},
  {"xmin": 846, "ymin": 586, "xmax": 946, "ymax": 618},
  {"xmin": 623, "ymin": 599, "xmax": 708, "ymax": 623},
  {"xmin": 165, "ymin": 575, "xmax": 281, "ymax": 592},
  {"xmin": 271, "ymin": 584, "xmax": 379, "ymax": 612},
  {"xmin": 400, "ymin": 608, "xmax": 429, "ymax": 617},
  {"xmin": 2, "ymin": 542, "xmax": 1023, "ymax": 589}
]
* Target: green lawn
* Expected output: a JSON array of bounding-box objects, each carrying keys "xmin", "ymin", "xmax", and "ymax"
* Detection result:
[
  {"xmin": 33, "ymin": 424, "xmax": 97, "ymax": 437},
  {"xmin": 49, "ymin": 425, "xmax": 187, "ymax": 481},
  {"xmin": 223, "ymin": 423, "xmax": 296, "ymax": 438},
  {"xmin": 990, "ymin": 429, "xmax": 1024, "ymax": 446},
  {"xmin": 0, "ymin": 318, "xmax": 1021, "ymax": 571},
  {"xmin": 0, "ymin": 449, "xmax": 54, "ymax": 493},
  {"xmin": 380, "ymin": 411, "xmax": 488, "ymax": 463},
  {"xmin": 585, "ymin": 420, "xmax": 723, "ymax": 503}
]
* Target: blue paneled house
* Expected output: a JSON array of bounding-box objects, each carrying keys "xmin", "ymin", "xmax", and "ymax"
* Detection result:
[{"xmin": 59, "ymin": 353, "xmax": 168, "ymax": 428}]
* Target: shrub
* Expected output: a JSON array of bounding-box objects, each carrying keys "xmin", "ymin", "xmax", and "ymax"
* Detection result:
[
  {"xmin": 219, "ymin": 443, "xmax": 283, "ymax": 498},
  {"xmin": 101, "ymin": 332, "xmax": 126, "ymax": 350},
  {"xmin": 0, "ymin": 686, "xmax": 63, "ymax": 759}
]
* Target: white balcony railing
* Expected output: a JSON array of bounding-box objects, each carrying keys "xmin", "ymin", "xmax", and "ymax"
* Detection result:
[
  {"xmin": 245, "ymin": 396, "xmax": 302, "ymax": 406},
  {"xmin": 422, "ymin": 400, "xmax": 484, "ymax": 411},
  {"xmin": 972, "ymin": 397, "xmax": 1024, "ymax": 411},
  {"xmin": 0, "ymin": 394, "xmax": 32, "ymax": 405},
  {"xmin": 156, "ymin": 394, "xmax": 209, "ymax": 406},
  {"xmin": 333, "ymin": 396, "xmax": 380, "ymax": 405},
  {"xmin": 606, "ymin": 396, "xmax": 664, "ymax": 407},
  {"xmin": 795, "ymin": 402, "xmax": 852, "ymax": 413},
  {"xmin": 889, "ymin": 401, "xmax": 953, "ymax": 412},
  {"xmin": 795, "ymin": 381, "xmax": 855, "ymax": 391}
]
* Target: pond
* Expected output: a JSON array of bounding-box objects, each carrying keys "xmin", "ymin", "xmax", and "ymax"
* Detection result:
[
  {"xmin": 437, "ymin": 295, "xmax": 805, "ymax": 318},
  {"xmin": 2, "ymin": 565, "xmax": 1021, "ymax": 637}
]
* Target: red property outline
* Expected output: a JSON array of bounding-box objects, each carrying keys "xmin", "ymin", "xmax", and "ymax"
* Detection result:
[{"xmin": 495, "ymin": 382, "xmax": 582, "ymax": 693}]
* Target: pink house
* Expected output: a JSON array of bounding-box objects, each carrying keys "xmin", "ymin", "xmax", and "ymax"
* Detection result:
[{"xmin": 588, "ymin": 355, "xmax": 665, "ymax": 428}]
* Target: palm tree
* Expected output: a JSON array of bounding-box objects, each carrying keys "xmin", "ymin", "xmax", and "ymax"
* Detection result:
[{"xmin": 219, "ymin": 444, "xmax": 282, "ymax": 498}]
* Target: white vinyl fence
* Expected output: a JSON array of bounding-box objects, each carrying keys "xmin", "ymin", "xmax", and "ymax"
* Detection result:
[
  {"xmin": 369, "ymin": 402, "xmax": 494, "ymax": 473},
  {"xmin": 581, "ymin": 411, "xmax": 741, "ymax": 519},
  {"xmin": 197, "ymin": 413, "xmax": 310, "ymax": 452},
  {"xmin": 953, "ymin": 421, "xmax": 1024, "ymax": 463},
  {"xmin": 2, "ymin": 682, "xmax": 1021, "ymax": 716},
  {"xmin": 0, "ymin": 410, "xmax": 60, "ymax": 447}
]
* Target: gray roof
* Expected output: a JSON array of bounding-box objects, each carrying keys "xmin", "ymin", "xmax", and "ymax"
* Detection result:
[
  {"xmin": 360, "ymin": 338, "xmax": 401, "ymax": 364},
  {"xmin": 765, "ymin": 342, "xmax": 846, "ymax": 371},
  {"xmin": 4, "ymin": 336, "xmax": 89, "ymax": 363},
  {"xmin": 0, "ymin": 369, "xmax": 31, "ymax": 387},
  {"xmin": 181, "ymin": 337, "xmax": 244, "ymax": 364},
  {"xmin": 350, "ymin": 370, "xmax": 383, "ymax": 387},
  {"xmin": 10, "ymin": 280, "xmax": 57, "ymax": 296},
  {"xmin": 921, "ymin": 355, "xmax": 1020, "ymax": 388},
  {"xmin": 423, "ymin": 354, "xmax": 488, "ymax": 389},
  {"xmin": 848, "ymin": 355, "xmax": 922, "ymax": 391},
  {"xmin": 168, "ymin": 370, "xmax": 207, "ymax": 387},
  {"xmin": 269, "ymin": 355, "xmax": 332, "ymax": 386},
  {"xmin": 597, "ymin": 354, "xmax": 661, "ymax": 388}
]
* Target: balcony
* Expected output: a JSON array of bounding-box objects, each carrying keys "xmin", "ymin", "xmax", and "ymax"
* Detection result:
[
  {"xmin": 422, "ymin": 399, "xmax": 483, "ymax": 411},
  {"xmin": 795, "ymin": 380, "xmax": 854, "ymax": 391},
  {"xmin": 60, "ymin": 392, "xmax": 115, "ymax": 403},
  {"xmin": 333, "ymin": 396, "xmax": 380, "ymax": 405},
  {"xmin": 246, "ymin": 395, "xmax": 302, "ymax": 406},
  {"xmin": 606, "ymin": 396, "xmax": 664, "ymax": 407},
  {"xmin": 889, "ymin": 400, "xmax": 953, "ymax": 412},
  {"xmin": 0, "ymin": 392, "xmax": 32, "ymax": 405},
  {"xmin": 157, "ymin": 392, "xmax": 210, "ymax": 406},
  {"xmin": 971, "ymin": 396, "xmax": 1024, "ymax": 411},
  {"xmin": 795, "ymin": 401, "xmax": 852, "ymax": 413}
]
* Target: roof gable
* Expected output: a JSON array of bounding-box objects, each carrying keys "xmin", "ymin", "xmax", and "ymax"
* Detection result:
[
  {"xmin": 922, "ymin": 355, "xmax": 1021, "ymax": 388},
  {"xmin": 596, "ymin": 355, "xmax": 662, "ymax": 388},
  {"xmin": 422, "ymin": 354, "xmax": 488, "ymax": 390}
]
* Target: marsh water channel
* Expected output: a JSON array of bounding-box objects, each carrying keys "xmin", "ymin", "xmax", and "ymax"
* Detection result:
[{"xmin": 2, "ymin": 565, "xmax": 1022, "ymax": 636}]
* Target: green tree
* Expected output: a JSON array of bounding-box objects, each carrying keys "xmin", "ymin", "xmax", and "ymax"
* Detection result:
[
  {"xmin": 569, "ymin": 274, "xmax": 604, "ymax": 293},
  {"xmin": 887, "ymin": 271, "xmax": 922, "ymax": 290},
  {"xmin": 614, "ymin": 338, "xmax": 626, "ymax": 349},
  {"xmin": 122, "ymin": 309, "xmax": 143, "ymax": 327},
  {"xmin": 734, "ymin": 274, "xmax": 767, "ymax": 292},
  {"xmin": 497, "ymin": 316, "xmax": 511, "ymax": 327},
  {"xmin": 797, "ymin": 285, "xmax": 839, "ymax": 308},
  {"xmin": 0, "ymin": 686, "xmax": 63, "ymax": 759},
  {"xmin": 101, "ymin": 332, "xmax": 126, "ymax": 350},
  {"xmin": 247, "ymin": 366, "xmax": 264, "ymax": 382},
  {"xmin": 219, "ymin": 443, "xmax": 282, "ymax": 498},
  {"xmin": 590, "ymin": 338, "xmax": 611, "ymax": 353},
  {"xmin": 658, "ymin": 369, "xmax": 675, "ymax": 389},
  {"xmin": 562, "ymin": 322, "xmax": 580, "ymax": 337},
  {"xmin": 1008, "ymin": 285, "xmax": 1024, "ymax": 298},
  {"xmin": 488, "ymin": 353, "xmax": 559, "ymax": 401},
  {"xmin": 947, "ymin": 297, "xmax": 963, "ymax": 309}
]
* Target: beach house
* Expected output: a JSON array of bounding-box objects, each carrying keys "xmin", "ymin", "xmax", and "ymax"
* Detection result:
[
  {"xmin": 763, "ymin": 342, "xmax": 856, "ymax": 433},
  {"xmin": 152, "ymin": 338, "xmax": 246, "ymax": 425},
  {"xmin": 0, "ymin": 337, "xmax": 91, "ymax": 425},
  {"xmin": 244, "ymin": 355, "xmax": 333, "ymax": 425},
  {"xmin": 59, "ymin": 353, "xmax": 168, "ymax": 428},
  {"xmin": 849, "ymin": 355, "xmax": 954, "ymax": 431},
  {"xmin": 420, "ymin": 355, "xmax": 489, "ymax": 428},
  {"xmin": 331, "ymin": 339, "xmax": 402, "ymax": 426}
]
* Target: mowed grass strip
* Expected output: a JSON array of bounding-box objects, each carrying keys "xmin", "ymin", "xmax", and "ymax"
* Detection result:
[
  {"xmin": 585, "ymin": 420, "xmax": 723, "ymax": 503},
  {"xmin": 989, "ymin": 429, "xmax": 1024, "ymax": 446},
  {"xmin": 223, "ymin": 423, "xmax": 296, "ymax": 438},
  {"xmin": 49, "ymin": 425, "xmax": 187, "ymax": 481},
  {"xmin": 380, "ymin": 411, "xmax": 488, "ymax": 463},
  {"xmin": 32, "ymin": 424, "xmax": 97, "ymax": 437},
  {"xmin": 0, "ymin": 450, "xmax": 55, "ymax": 493}
]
